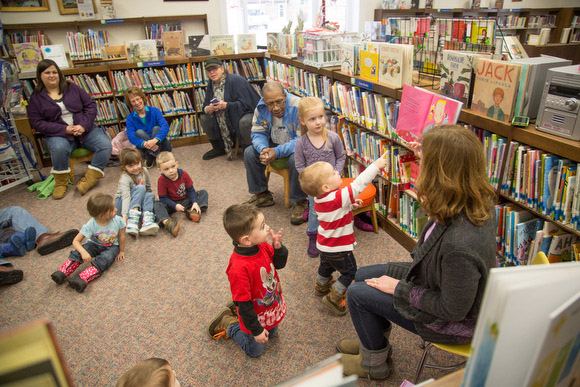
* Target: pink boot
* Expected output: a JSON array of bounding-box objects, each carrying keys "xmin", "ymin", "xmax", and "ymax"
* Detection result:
[
  {"xmin": 307, "ymin": 231, "xmax": 319, "ymax": 258},
  {"xmin": 68, "ymin": 265, "xmax": 100, "ymax": 293},
  {"xmin": 51, "ymin": 259, "xmax": 81, "ymax": 284},
  {"xmin": 354, "ymin": 214, "xmax": 374, "ymax": 232}
]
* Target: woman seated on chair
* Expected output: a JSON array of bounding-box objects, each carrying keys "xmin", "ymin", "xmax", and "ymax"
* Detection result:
[
  {"xmin": 123, "ymin": 86, "xmax": 172, "ymax": 169},
  {"xmin": 28, "ymin": 59, "xmax": 112, "ymax": 200},
  {"xmin": 337, "ymin": 125, "xmax": 497, "ymax": 380}
]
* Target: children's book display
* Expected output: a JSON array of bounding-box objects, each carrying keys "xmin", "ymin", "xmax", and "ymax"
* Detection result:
[
  {"xmin": 395, "ymin": 84, "xmax": 463, "ymax": 143},
  {"xmin": 360, "ymin": 49, "xmax": 379, "ymax": 82},
  {"xmin": 462, "ymin": 262, "xmax": 580, "ymax": 387},
  {"xmin": 126, "ymin": 40, "xmax": 158, "ymax": 62},
  {"xmin": 377, "ymin": 43, "xmax": 413, "ymax": 88},
  {"xmin": 237, "ymin": 34, "xmax": 257, "ymax": 54},
  {"xmin": 439, "ymin": 50, "xmax": 489, "ymax": 107},
  {"xmin": 210, "ymin": 35, "xmax": 235, "ymax": 56},
  {"xmin": 471, "ymin": 58, "xmax": 522, "ymax": 124},
  {"xmin": 340, "ymin": 43, "xmax": 360, "ymax": 76},
  {"xmin": 162, "ymin": 31, "xmax": 185, "ymax": 58},
  {"xmin": 13, "ymin": 42, "xmax": 42, "ymax": 74},
  {"xmin": 188, "ymin": 35, "xmax": 210, "ymax": 57}
]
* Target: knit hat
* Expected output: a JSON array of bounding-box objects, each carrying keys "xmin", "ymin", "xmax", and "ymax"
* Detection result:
[{"xmin": 204, "ymin": 57, "xmax": 223, "ymax": 70}]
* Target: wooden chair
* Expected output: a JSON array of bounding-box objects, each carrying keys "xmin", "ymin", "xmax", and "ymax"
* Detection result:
[
  {"xmin": 69, "ymin": 148, "xmax": 94, "ymax": 184},
  {"xmin": 414, "ymin": 341, "xmax": 472, "ymax": 383},
  {"xmin": 340, "ymin": 177, "xmax": 379, "ymax": 233},
  {"xmin": 265, "ymin": 158, "xmax": 291, "ymax": 208}
]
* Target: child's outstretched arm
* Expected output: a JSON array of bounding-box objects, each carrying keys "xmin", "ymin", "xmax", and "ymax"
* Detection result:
[
  {"xmin": 116, "ymin": 228, "xmax": 126, "ymax": 261},
  {"xmin": 72, "ymin": 233, "xmax": 91, "ymax": 263},
  {"xmin": 270, "ymin": 229, "xmax": 288, "ymax": 270}
]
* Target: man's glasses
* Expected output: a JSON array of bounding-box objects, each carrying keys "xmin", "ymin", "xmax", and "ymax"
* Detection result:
[{"xmin": 264, "ymin": 99, "xmax": 285, "ymax": 109}]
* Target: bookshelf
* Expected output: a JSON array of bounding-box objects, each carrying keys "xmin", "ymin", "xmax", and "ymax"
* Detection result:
[
  {"xmin": 266, "ymin": 52, "xmax": 580, "ymax": 255},
  {"xmin": 21, "ymin": 52, "xmax": 267, "ymax": 168}
]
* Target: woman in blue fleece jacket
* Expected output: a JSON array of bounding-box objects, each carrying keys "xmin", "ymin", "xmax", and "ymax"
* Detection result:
[{"xmin": 124, "ymin": 86, "xmax": 172, "ymax": 168}]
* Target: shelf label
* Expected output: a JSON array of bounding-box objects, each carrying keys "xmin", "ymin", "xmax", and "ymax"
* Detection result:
[
  {"xmin": 438, "ymin": 9, "xmax": 451, "ymax": 12},
  {"xmin": 510, "ymin": 9, "xmax": 521, "ymax": 12},
  {"xmin": 101, "ymin": 19, "xmax": 125, "ymax": 24},
  {"xmin": 352, "ymin": 78, "xmax": 373, "ymax": 91},
  {"xmin": 138, "ymin": 60, "xmax": 166, "ymax": 67}
]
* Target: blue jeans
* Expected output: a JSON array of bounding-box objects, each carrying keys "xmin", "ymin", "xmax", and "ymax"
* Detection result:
[
  {"xmin": 135, "ymin": 126, "xmax": 172, "ymax": 159},
  {"xmin": 69, "ymin": 242, "xmax": 120, "ymax": 273},
  {"xmin": 115, "ymin": 185, "xmax": 154, "ymax": 214},
  {"xmin": 153, "ymin": 190, "xmax": 209, "ymax": 223},
  {"xmin": 0, "ymin": 206, "xmax": 48, "ymax": 240},
  {"xmin": 227, "ymin": 324, "xmax": 279, "ymax": 358},
  {"xmin": 319, "ymin": 250, "xmax": 357, "ymax": 288},
  {"xmin": 243, "ymin": 146, "xmax": 306, "ymax": 205},
  {"xmin": 307, "ymin": 195, "xmax": 319, "ymax": 232},
  {"xmin": 348, "ymin": 264, "xmax": 418, "ymax": 350},
  {"xmin": 44, "ymin": 127, "xmax": 112, "ymax": 172}
]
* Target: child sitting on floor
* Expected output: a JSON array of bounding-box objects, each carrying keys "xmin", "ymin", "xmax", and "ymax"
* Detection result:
[
  {"xmin": 115, "ymin": 148, "xmax": 159, "ymax": 236},
  {"xmin": 208, "ymin": 203, "xmax": 286, "ymax": 358},
  {"xmin": 51, "ymin": 193, "xmax": 125, "ymax": 293},
  {"xmin": 154, "ymin": 151, "xmax": 209, "ymax": 236},
  {"xmin": 299, "ymin": 154, "xmax": 387, "ymax": 315}
]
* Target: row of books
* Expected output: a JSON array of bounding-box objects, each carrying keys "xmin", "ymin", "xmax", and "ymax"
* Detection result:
[
  {"xmin": 66, "ymin": 30, "xmax": 107, "ymax": 61},
  {"xmin": 189, "ymin": 34, "xmax": 259, "ymax": 58},
  {"xmin": 167, "ymin": 115, "xmax": 199, "ymax": 139},
  {"xmin": 193, "ymin": 88, "xmax": 206, "ymax": 111},
  {"xmin": 500, "ymin": 143, "xmax": 580, "ymax": 230},
  {"xmin": 110, "ymin": 65, "xmax": 192, "ymax": 94},
  {"xmin": 354, "ymin": 41, "xmax": 414, "ymax": 87},
  {"xmin": 528, "ymin": 15, "xmax": 557, "ymax": 28},
  {"xmin": 148, "ymin": 91, "xmax": 194, "ymax": 115},
  {"xmin": 95, "ymin": 100, "xmax": 118, "ymax": 124},
  {"xmin": 145, "ymin": 23, "xmax": 183, "ymax": 45},
  {"xmin": 100, "ymin": 125, "xmax": 122, "ymax": 142},
  {"xmin": 497, "ymin": 15, "xmax": 527, "ymax": 29},
  {"xmin": 66, "ymin": 74, "xmax": 113, "ymax": 98},
  {"xmin": 3, "ymin": 32, "xmax": 48, "ymax": 59}
]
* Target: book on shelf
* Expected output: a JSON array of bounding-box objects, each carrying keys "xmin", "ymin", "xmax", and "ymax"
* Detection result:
[
  {"xmin": 210, "ymin": 35, "xmax": 235, "ymax": 55},
  {"xmin": 439, "ymin": 50, "xmax": 485, "ymax": 107},
  {"xmin": 462, "ymin": 262, "xmax": 580, "ymax": 387},
  {"xmin": 237, "ymin": 33, "xmax": 257, "ymax": 53},
  {"xmin": 162, "ymin": 31, "xmax": 185, "ymax": 58},
  {"xmin": 340, "ymin": 42, "xmax": 360, "ymax": 76},
  {"xmin": 501, "ymin": 35, "xmax": 528, "ymax": 60},
  {"xmin": 359, "ymin": 49, "xmax": 379, "ymax": 82},
  {"xmin": 296, "ymin": 31, "xmax": 305, "ymax": 61},
  {"xmin": 560, "ymin": 28, "xmax": 572, "ymax": 44},
  {"xmin": 13, "ymin": 42, "xmax": 42, "ymax": 75},
  {"xmin": 40, "ymin": 44, "xmax": 69, "ymax": 70},
  {"xmin": 547, "ymin": 232, "xmax": 579, "ymax": 263},
  {"xmin": 395, "ymin": 84, "xmax": 463, "ymax": 143},
  {"xmin": 539, "ymin": 28, "xmax": 552, "ymax": 45},
  {"xmin": 188, "ymin": 35, "xmax": 211, "ymax": 57},
  {"xmin": 267, "ymin": 33, "xmax": 280, "ymax": 54},
  {"xmin": 378, "ymin": 43, "xmax": 413, "ymax": 88},
  {"xmin": 471, "ymin": 58, "xmax": 522, "ymax": 124},
  {"xmin": 126, "ymin": 40, "xmax": 158, "ymax": 62},
  {"xmin": 100, "ymin": 0, "xmax": 116, "ymax": 19}
]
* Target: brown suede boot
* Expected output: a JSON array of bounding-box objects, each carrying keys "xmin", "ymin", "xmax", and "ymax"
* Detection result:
[
  {"xmin": 76, "ymin": 167, "xmax": 104, "ymax": 195},
  {"xmin": 208, "ymin": 307, "xmax": 238, "ymax": 340},
  {"xmin": 337, "ymin": 326, "xmax": 392, "ymax": 355},
  {"xmin": 342, "ymin": 343, "xmax": 392, "ymax": 380},
  {"xmin": 314, "ymin": 278, "xmax": 335, "ymax": 297},
  {"xmin": 52, "ymin": 170, "xmax": 70, "ymax": 200},
  {"xmin": 322, "ymin": 287, "xmax": 347, "ymax": 315},
  {"xmin": 36, "ymin": 229, "xmax": 79, "ymax": 256}
]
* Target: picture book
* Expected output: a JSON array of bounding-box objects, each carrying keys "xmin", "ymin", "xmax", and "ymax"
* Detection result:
[
  {"xmin": 340, "ymin": 42, "xmax": 359, "ymax": 76},
  {"xmin": 524, "ymin": 289, "xmax": 580, "ymax": 387},
  {"xmin": 13, "ymin": 42, "xmax": 42, "ymax": 74},
  {"xmin": 547, "ymin": 233, "xmax": 579, "ymax": 263},
  {"xmin": 462, "ymin": 262, "xmax": 580, "ymax": 387},
  {"xmin": 471, "ymin": 58, "xmax": 522, "ymax": 123},
  {"xmin": 541, "ymin": 154, "xmax": 561, "ymax": 215},
  {"xmin": 439, "ymin": 50, "xmax": 482, "ymax": 107},
  {"xmin": 378, "ymin": 43, "xmax": 412, "ymax": 88},
  {"xmin": 188, "ymin": 35, "xmax": 211, "ymax": 57},
  {"xmin": 502, "ymin": 35, "xmax": 528, "ymax": 60},
  {"xmin": 126, "ymin": 40, "xmax": 158, "ymax": 62},
  {"xmin": 296, "ymin": 31, "xmax": 305, "ymax": 60},
  {"xmin": 237, "ymin": 33, "xmax": 257, "ymax": 53},
  {"xmin": 162, "ymin": 31, "xmax": 185, "ymax": 58},
  {"xmin": 40, "ymin": 44, "xmax": 69, "ymax": 69},
  {"xmin": 514, "ymin": 217, "xmax": 542, "ymax": 264},
  {"xmin": 267, "ymin": 33, "xmax": 280, "ymax": 54},
  {"xmin": 395, "ymin": 84, "xmax": 463, "ymax": 143},
  {"xmin": 360, "ymin": 49, "xmax": 379, "ymax": 82},
  {"xmin": 210, "ymin": 35, "xmax": 235, "ymax": 56}
]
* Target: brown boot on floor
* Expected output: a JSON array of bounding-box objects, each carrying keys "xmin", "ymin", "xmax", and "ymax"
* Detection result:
[
  {"xmin": 0, "ymin": 266, "xmax": 23, "ymax": 285},
  {"xmin": 322, "ymin": 287, "xmax": 347, "ymax": 315},
  {"xmin": 36, "ymin": 229, "xmax": 79, "ymax": 256},
  {"xmin": 342, "ymin": 343, "xmax": 392, "ymax": 380},
  {"xmin": 52, "ymin": 170, "xmax": 70, "ymax": 200},
  {"xmin": 337, "ymin": 326, "xmax": 392, "ymax": 355},
  {"xmin": 208, "ymin": 307, "xmax": 238, "ymax": 340},
  {"xmin": 314, "ymin": 278, "xmax": 335, "ymax": 297},
  {"xmin": 77, "ymin": 167, "xmax": 104, "ymax": 195}
]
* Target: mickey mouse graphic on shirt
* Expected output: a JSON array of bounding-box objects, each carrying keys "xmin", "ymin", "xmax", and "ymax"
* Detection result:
[
  {"xmin": 175, "ymin": 183, "xmax": 187, "ymax": 198},
  {"xmin": 255, "ymin": 263, "xmax": 281, "ymax": 307}
]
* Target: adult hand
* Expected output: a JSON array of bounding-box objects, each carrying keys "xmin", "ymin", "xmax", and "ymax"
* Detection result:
[
  {"xmin": 365, "ymin": 275, "xmax": 399, "ymax": 294},
  {"xmin": 206, "ymin": 104, "xmax": 217, "ymax": 114},
  {"xmin": 254, "ymin": 329, "xmax": 269, "ymax": 343},
  {"xmin": 72, "ymin": 125, "xmax": 85, "ymax": 136},
  {"xmin": 143, "ymin": 139, "xmax": 159, "ymax": 150},
  {"xmin": 259, "ymin": 148, "xmax": 276, "ymax": 165},
  {"xmin": 216, "ymin": 100, "xmax": 227, "ymax": 111},
  {"xmin": 65, "ymin": 126, "xmax": 76, "ymax": 135}
]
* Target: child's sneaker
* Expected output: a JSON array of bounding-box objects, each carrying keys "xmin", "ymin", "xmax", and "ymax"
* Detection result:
[
  {"xmin": 126, "ymin": 209, "xmax": 141, "ymax": 236},
  {"xmin": 184, "ymin": 209, "xmax": 200, "ymax": 222},
  {"xmin": 139, "ymin": 211, "xmax": 159, "ymax": 236},
  {"xmin": 315, "ymin": 278, "xmax": 335, "ymax": 297},
  {"xmin": 208, "ymin": 307, "xmax": 238, "ymax": 340},
  {"xmin": 322, "ymin": 287, "xmax": 347, "ymax": 316},
  {"xmin": 163, "ymin": 219, "xmax": 179, "ymax": 237}
]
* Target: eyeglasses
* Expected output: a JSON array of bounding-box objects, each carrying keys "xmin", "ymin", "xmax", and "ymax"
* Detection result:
[
  {"xmin": 264, "ymin": 99, "xmax": 285, "ymax": 109},
  {"xmin": 206, "ymin": 67, "xmax": 221, "ymax": 73}
]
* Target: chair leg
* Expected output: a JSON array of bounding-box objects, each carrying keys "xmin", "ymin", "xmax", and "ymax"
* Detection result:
[
  {"xmin": 370, "ymin": 205, "xmax": 379, "ymax": 234},
  {"xmin": 414, "ymin": 342, "xmax": 434, "ymax": 384},
  {"xmin": 234, "ymin": 138, "xmax": 239, "ymax": 157},
  {"xmin": 283, "ymin": 174, "xmax": 291, "ymax": 208},
  {"xmin": 69, "ymin": 163, "xmax": 75, "ymax": 184}
]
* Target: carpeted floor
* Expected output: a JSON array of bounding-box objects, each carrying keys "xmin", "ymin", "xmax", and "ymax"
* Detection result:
[{"xmin": 0, "ymin": 143, "xmax": 465, "ymax": 386}]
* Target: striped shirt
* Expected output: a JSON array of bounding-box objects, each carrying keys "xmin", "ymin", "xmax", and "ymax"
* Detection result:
[{"xmin": 315, "ymin": 164, "xmax": 380, "ymax": 253}]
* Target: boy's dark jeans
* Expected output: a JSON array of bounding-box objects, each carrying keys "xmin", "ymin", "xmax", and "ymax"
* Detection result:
[{"xmin": 318, "ymin": 250, "xmax": 358, "ymax": 288}]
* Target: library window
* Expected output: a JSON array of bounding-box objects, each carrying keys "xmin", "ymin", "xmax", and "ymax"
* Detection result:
[{"xmin": 225, "ymin": 0, "xmax": 358, "ymax": 47}]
